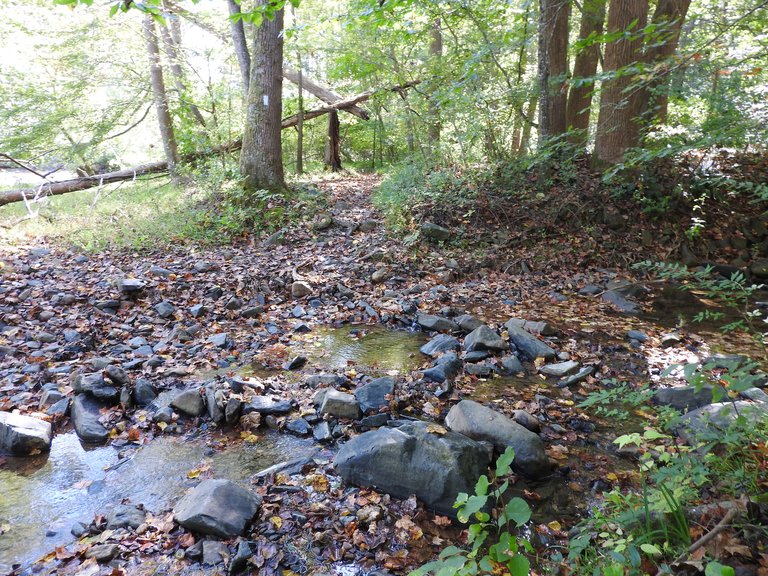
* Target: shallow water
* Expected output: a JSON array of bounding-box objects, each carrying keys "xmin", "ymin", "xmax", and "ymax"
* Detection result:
[
  {"xmin": 298, "ymin": 326, "xmax": 426, "ymax": 374},
  {"xmin": 0, "ymin": 431, "xmax": 314, "ymax": 572}
]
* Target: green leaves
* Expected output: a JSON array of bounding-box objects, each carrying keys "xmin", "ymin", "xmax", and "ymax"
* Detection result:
[
  {"xmin": 706, "ymin": 562, "xmax": 736, "ymax": 576},
  {"xmin": 503, "ymin": 498, "xmax": 532, "ymax": 526}
]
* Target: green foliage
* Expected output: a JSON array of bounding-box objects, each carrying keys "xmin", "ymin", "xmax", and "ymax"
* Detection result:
[
  {"xmin": 577, "ymin": 382, "xmax": 654, "ymax": 421},
  {"xmin": 411, "ymin": 448, "xmax": 532, "ymax": 576}
]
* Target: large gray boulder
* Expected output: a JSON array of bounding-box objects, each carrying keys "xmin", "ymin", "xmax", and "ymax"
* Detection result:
[
  {"xmin": 334, "ymin": 421, "xmax": 490, "ymax": 516},
  {"xmin": 445, "ymin": 400, "xmax": 552, "ymax": 478},
  {"xmin": 503, "ymin": 322, "xmax": 557, "ymax": 361},
  {"xmin": 0, "ymin": 412, "xmax": 52, "ymax": 455},
  {"xmin": 171, "ymin": 388, "xmax": 205, "ymax": 417},
  {"xmin": 675, "ymin": 401, "xmax": 768, "ymax": 443},
  {"xmin": 653, "ymin": 385, "xmax": 721, "ymax": 411},
  {"xmin": 174, "ymin": 479, "xmax": 262, "ymax": 538},
  {"xmin": 71, "ymin": 395, "xmax": 109, "ymax": 443},
  {"xmin": 463, "ymin": 325, "xmax": 507, "ymax": 352}
]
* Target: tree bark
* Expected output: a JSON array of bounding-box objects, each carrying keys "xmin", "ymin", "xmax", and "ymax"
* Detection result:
[
  {"xmin": 594, "ymin": 0, "xmax": 649, "ymax": 165},
  {"xmin": 324, "ymin": 110, "xmax": 342, "ymax": 171},
  {"xmin": 566, "ymin": 0, "xmax": 606, "ymax": 146},
  {"xmin": 641, "ymin": 0, "xmax": 691, "ymax": 123},
  {"xmin": 427, "ymin": 19, "xmax": 443, "ymax": 149},
  {"xmin": 296, "ymin": 58, "xmax": 304, "ymax": 175},
  {"xmin": 239, "ymin": 1, "xmax": 285, "ymax": 193},
  {"xmin": 143, "ymin": 14, "xmax": 179, "ymax": 175},
  {"xmin": 538, "ymin": 0, "xmax": 571, "ymax": 146},
  {"xmin": 227, "ymin": 0, "xmax": 251, "ymax": 95}
]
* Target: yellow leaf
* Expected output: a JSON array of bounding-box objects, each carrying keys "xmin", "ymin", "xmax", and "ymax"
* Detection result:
[
  {"xmin": 156, "ymin": 421, "xmax": 168, "ymax": 431},
  {"xmin": 548, "ymin": 520, "xmax": 562, "ymax": 531},
  {"xmin": 270, "ymin": 516, "xmax": 283, "ymax": 529},
  {"xmin": 606, "ymin": 473, "xmax": 618, "ymax": 482},
  {"xmin": 425, "ymin": 423, "xmax": 447, "ymax": 435}
]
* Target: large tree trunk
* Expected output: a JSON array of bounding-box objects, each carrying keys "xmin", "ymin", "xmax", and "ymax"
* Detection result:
[
  {"xmin": 239, "ymin": 2, "xmax": 285, "ymax": 193},
  {"xmin": 538, "ymin": 0, "xmax": 570, "ymax": 146},
  {"xmin": 324, "ymin": 110, "xmax": 342, "ymax": 172},
  {"xmin": 594, "ymin": 0, "xmax": 649, "ymax": 165},
  {"xmin": 427, "ymin": 19, "xmax": 443, "ymax": 149},
  {"xmin": 143, "ymin": 15, "xmax": 179, "ymax": 175},
  {"xmin": 641, "ymin": 0, "xmax": 691, "ymax": 123},
  {"xmin": 566, "ymin": 0, "xmax": 606, "ymax": 147},
  {"xmin": 227, "ymin": 0, "xmax": 251, "ymax": 95}
]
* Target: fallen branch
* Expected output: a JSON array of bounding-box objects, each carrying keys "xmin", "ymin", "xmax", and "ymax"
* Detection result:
[{"xmin": 281, "ymin": 80, "xmax": 421, "ymax": 128}]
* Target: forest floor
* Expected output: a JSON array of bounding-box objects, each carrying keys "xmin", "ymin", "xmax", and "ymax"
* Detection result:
[{"xmin": 1, "ymin": 173, "xmax": 767, "ymax": 576}]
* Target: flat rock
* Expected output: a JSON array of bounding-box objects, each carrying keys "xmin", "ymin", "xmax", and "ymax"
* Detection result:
[
  {"xmin": 417, "ymin": 314, "xmax": 459, "ymax": 333},
  {"xmin": 504, "ymin": 318, "xmax": 557, "ymax": 336},
  {"xmin": 503, "ymin": 322, "xmax": 557, "ymax": 361},
  {"xmin": 601, "ymin": 291, "xmax": 639, "ymax": 314},
  {"xmin": 71, "ymin": 395, "xmax": 109, "ymax": 443},
  {"xmin": 676, "ymin": 401, "xmax": 768, "ymax": 443},
  {"xmin": 174, "ymin": 479, "xmax": 261, "ymax": 538},
  {"xmin": 419, "ymin": 334, "xmax": 460, "ymax": 357},
  {"xmin": 106, "ymin": 504, "xmax": 146, "ymax": 529},
  {"xmin": 653, "ymin": 385, "xmax": 721, "ymax": 411},
  {"xmin": 116, "ymin": 278, "xmax": 145, "ymax": 294},
  {"xmin": 445, "ymin": 400, "xmax": 552, "ymax": 478},
  {"xmin": 557, "ymin": 366, "xmax": 594, "ymax": 387},
  {"xmin": 455, "ymin": 314, "xmax": 484, "ymax": 333},
  {"xmin": 499, "ymin": 355, "xmax": 524, "ymax": 375},
  {"xmin": 334, "ymin": 421, "xmax": 491, "ymax": 516},
  {"xmin": 291, "ymin": 281, "xmax": 313, "ymax": 298},
  {"xmin": 355, "ymin": 377, "xmax": 395, "ymax": 413},
  {"xmin": 245, "ymin": 396, "xmax": 293, "ymax": 415},
  {"xmin": 0, "ymin": 412, "xmax": 52, "ymax": 455},
  {"xmin": 420, "ymin": 222, "xmax": 451, "ymax": 242},
  {"xmin": 463, "ymin": 325, "xmax": 507, "ymax": 352},
  {"xmin": 154, "ymin": 301, "xmax": 176, "ymax": 318},
  {"xmin": 539, "ymin": 360, "xmax": 579, "ymax": 377}
]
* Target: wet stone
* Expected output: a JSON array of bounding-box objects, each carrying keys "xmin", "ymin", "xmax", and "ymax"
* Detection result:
[
  {"xmin": 286, "ymin": 418, "xmax": 311, "ymax": 436},
  {"xmin": 0, "ymin": 412, "xmax": 52, "ymax": 455},
  {"xmin": 419, "ymin": 334, "xmax": 460, "ymax": 357},
  {"xmin": 86, "ymin": 544, "xmax": 119, "ymax": 563},
  {"xmin": 174, "ymin": 479, "xmax": 261, "ymax": 538},
  {"xmin": 283, "ymin": 355, "xmax": 307, "ymax": 370},
  {"xmin": 539, "ymin": 360, "xmax": 579, "ymax": 377},
  {"xmin": 106, "ymin": 504, "xmax": 146, "ymax": 530},
  {"xmin": 417, "ymin": 313, "xmax": 459, "ymax": 333},
  {"xmin": 171, "ymin": 389, "xmax": 205, "ymax": 417},
  {"xmin": 154, "ymin": 301, "xmax": 176, "ymax": 318},
  {"xmin": 245, "ymin": 396, "xmax": 293, "ymax": 415}
]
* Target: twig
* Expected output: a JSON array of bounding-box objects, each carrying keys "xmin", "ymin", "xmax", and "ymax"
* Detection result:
[
  {"xmin": 656, "ymin": 506, "xmax": 740, "ymax": 576},
  {"xmin": 0, "ymin": 153, "xmax": 45, "ymax": 179}
]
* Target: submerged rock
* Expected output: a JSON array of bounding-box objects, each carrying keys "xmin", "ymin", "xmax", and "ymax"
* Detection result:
[
  {"xmin": 174, "ymin": 479, "xmax": 262, "ymax": 538},
  {"xmin": 334, "ymin": 421, "xmax": 491, "ymax": 516},
  {"xmin": 0, "ymin": 412, "xmax": 52, "ymax": 455},
  {"xmin": 445, "ymin": 400, "xmax": 552, "ymax": 478}
]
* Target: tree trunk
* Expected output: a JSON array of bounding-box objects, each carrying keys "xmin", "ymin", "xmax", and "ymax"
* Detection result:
[
  {"xmin": 520, "ymin": 94, "xmax": 538, "ymax": 154},
  {"xmin": 296, "ymin": 57, "xmax": 304, "ymax": 175},
  {"xmin": 538, "ymin": 0, "xmax": 570, "ymax": 146},
  {"xmin": 240, "ymin": 2, "xmax": 285, "ymax": 193},
  {"xmin": 594, "ymin": 0, "xmax": 649, "ymax": 165},
  {"xmin": 565, "ymin": 0, "xmax": 606, "ymax": 147},
  {"xmin": 641, "ymin": 0, "xmax": 691, "ymax": 123},
  {"xmin": 324, "ymin": 110, "xmax": 342, "ymax": 172},
  {"xmin": 427, "ymin": 19, "xmax": 443, "ymax": 150},
  {"xmin": 227, "ymin": 0, "xmax": 251, "ymax": 95},
  {"xmin": 143, "ymin": 15, "xmax": 179, "ymax": 175}
]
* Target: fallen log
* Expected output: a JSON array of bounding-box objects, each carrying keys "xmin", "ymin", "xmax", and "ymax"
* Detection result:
[
  {"xmin": 281, "ymin": 80, "xmax": 421, "ymax": 128},
  {"xmin": 283, "ymin": 68, "xmax": 369, "ymax": 121}
]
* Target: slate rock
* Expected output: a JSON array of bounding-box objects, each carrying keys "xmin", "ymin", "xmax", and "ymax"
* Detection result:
[
  {"xmin": 171, "ymin": 389, "xmax": 205, "ymax": 417},
  {"xmin": 417, "ymin": 313, "xmax": 459, "ymax": 333},
  {"xmin": 420, "ymin": 222, "xmax": 451, "ymax": 242},
  {"xmin": 203, "ymin": 540, "xmax": 230, "ymax": 566},
  {"xmin": 423, "ymin": 352, "xmax": 463, "ymax": 383},
  {"xmin": 291, "ymin": 281, "xmax": 313, "ymax": 298},
  {"xmin": 579, "ymin": 284, "xmax": 603, "ymax": 296},
  {"xmin": 445, "ymin": 400, "xmax": 552, "ymax": 478},
  {"xmin": 499, "ymin": 355, "xmax": 524, "ymax": 375},
  {"xmin": 116, "ymin": 278, "xmax": 145, "ymax": 294},
  {"xmin": 463, "ymin": 350, "xmax": 491, "ymax": 363},
  {"xmin": 306, "ymin": 374, "xmax": 348, "ymax": 388},
  {"xmin": 106, "ymin": 504, "xmax": 146, "ymax": 529},
  {"xmin": 539, "ymin": 360, "xmax": 579, "ymax": 377},
  {"xmin": 557, "ymin": 366, "xmax": 594, "ymax": 387},
  {"xmin": 601, "ymin": 291, "xmax": 639, "ymax": 314},
  {"xmin": 225, "ymin": 398, "xmax": 242, "ymax": 425},
  {"xmin": 675, "ymin": 401, "xmax": 768, "ymax": 442},
  {"xmin": 355, "ymin": 377, "xmax": 395, "ymax": 413},
  {"xmin": 174, "ymin": 479, "xmax": 261, "ymax": 538},
  {"xmin": 505, "ymin": 318, "xmax": 558, "ymax": 336},
  {"xmin": 320, "ymin": 389, "xmax": 361, "ymax": 420},
  {"xmin": 464, "ymin": 325, "xmax": 507, "ymax": 352},
  {"xmin": 313, "ymin": 421, "xmax": 332, "ymax": 442},
  {"xmin": 71, "ymin": 395, "xmax": 109, "ymax": 443},
  {"xmin": 47, "ymin": 398, "xmax": 70, "ymax": 417},
  {"xmin": 205, "ymin": 385, "xmax": 224, "ymax": 423},
  {"xmin": 154, "ymin": 301, "xmax": 176, "ymax": 318},
  {"xmin": 360, "ymin": 413, "xmax": 390, "ymax": 428},
  {"xmin": 455, "ymin": 314, "xmax": 484, "ymax": 334},
  {"xmin": 334, "ymin": 421, "xmax": 491, "ymax": 517},
  {"xmin": 286, "ymin": 418, "xmax": 311, "ymax": 436},
  {"xmin": 419, "ymin": 334, "xmax": 460, "ymax": 357},
  {"xmin": 245, "ymin": 396, "xmax": 293, "ymax": 415},
  {"xmin": 283, "ymin": 355, "xmax": 307, "ymax": 370},
  {"xmin": 503, "ymin": 322, "xmax": 557, "ymax": 361},
  {"xmin": 0, "ymin": 412, "xmax": 52, "ymax": 455},
  {"xmin": 626, "ymin": 330, "xmax": 648, "ymax": 342},
  {"xmin": 208, "ymin": 333, "xmax": 230, "ymax": 349},
  {"xmin": 105, "ymin": 365, "xmax": 130, "ymax": 387},
  {"xmin": 653, "ymin": 385, "xmax": 720, "ymax": 411},
  {"xmin": 464, "ymin": 363, "xmax": 494, "ymax": 377},
  {"xmin": 133, "ymin": 379, "xmax": 157, "ymax": 406},
  {"xmin": 86, "ymin": 544, "xmax": 119, "ymax": 563}
]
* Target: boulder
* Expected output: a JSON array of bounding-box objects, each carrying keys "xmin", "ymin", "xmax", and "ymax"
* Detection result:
[
  {"xmin": 334, "ymin": 421, "xmax": 491, "ymax": 516},
  {"xmin": 174, "ymin": 479, "xmax": 261, "ymax": 538},
  {"xmin": 455, "ymin": 314, "xmax": 484, "ymax": 333},
  {"xmin": 419, "ymin": 334, "xmax": 460, "ymax": 357},
  {"xmin": 106, "ymin": 504, "xmax": 146, "ymax": 530},
  {"xmin": 503, "ymin": 322, "xmax": 557, "ymax": 361},
  {"xmin": 291, "ymin": 281, "xmax": 313, "ymax": 298},
  {"xmin": 463, "ymin": 325, "xmax": 507, "ymax": 352},
  {"xmin": 417, "ymin": 314, "xmax": 459, "ymax": 333},
  {"xmin": 355, "ymin": 377, "xmax": 395, "ymax": 413},
  {"xmin": 676, "ymin": 401, "xmax": 768, "ymax": 442},
  {"xmin": 423, "ymin": 353, "xmax": 463, "ymax": 383},
  {"xmin": 499, "ymin": 355, "xmax": 524, "ymax": 375},
  {"xmin": 71, "ymin": 395, "xmax": 109, "ymax": 443},
  {"xmin": 539, "ymin": 360, "xmax": 579, "ymax": 377},
  {"xmin": 653, "ymin": 386, "xmax": 720, "ymax": 411},
  {"xmin": 445, "ymin": 400, "xmax": 552, "ymax": 478},
  {"xmin": 0, "ymin": 412, "xmax": 52, "ymax": 455},
  {"xmin": 245, "ymin": 396, "xmax": 293, "ymax": 415}
]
